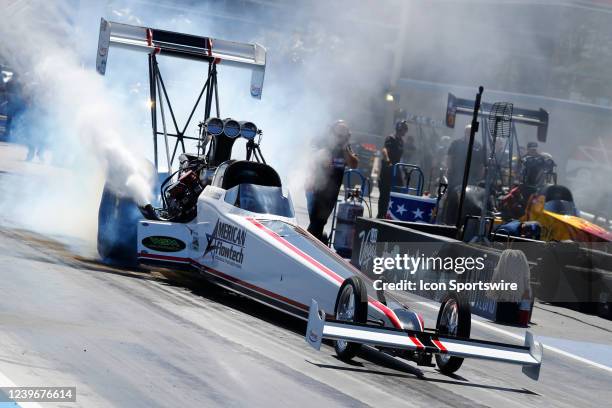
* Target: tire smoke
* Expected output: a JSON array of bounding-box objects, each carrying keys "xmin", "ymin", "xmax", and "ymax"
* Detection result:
[{"xmin": 0, "ymin": 1, "xmax": 154, "ymax": 245}]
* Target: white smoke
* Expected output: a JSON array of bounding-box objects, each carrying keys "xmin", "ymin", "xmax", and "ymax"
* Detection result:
[
  {"xmin": 0, "ymin": 1, "xmax": 154, "ymax": 245},
  {"xmin": 96, "ymin": 1, "xmax": 396, "ymax": 212},
  {"xmin": 0, "ymin": 0, "xmax": 459, "ymax": 250}
]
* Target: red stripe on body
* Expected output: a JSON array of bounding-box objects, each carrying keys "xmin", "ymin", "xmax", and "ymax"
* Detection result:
[
  {"xmin": 140, "ymin": 219, "xmax": 406, "ymax": 330},
  {"xmin": 246, "ymin": 218, "xmax": 403, "ymax": 329},
  {"xmin": 138, "ymin": 252, "xmax": 309, "ymax": 312},
  {"xmin": 417, "ymin": 314, "xmax": 425, "ymax": 331},
  {"xmin": 368, "ymin": 299, "xmax": 403, "ymax": 329},
  {"xmin": 200, "ymin": 264, "xmax": 309, "ymax": 312},
  {"xmin": 432, "ymin": 339, "xmax": 447, "ymax": 353},
  {"xmin": 139, "ymin": 252, "xmax": 189, "ymax": 263},
  {"xmin": 246, "ymin": 218, "xmax": 344, "ymax": 285},
  {"xmin": 409, "ymin": 335, "xmax": 425, "ymax": 350}
]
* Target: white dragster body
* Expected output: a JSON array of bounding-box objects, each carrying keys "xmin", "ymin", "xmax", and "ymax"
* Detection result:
[
  {"xmin": 135, "ymin": 161, "xmax": 542, "ymax": 380},
  {"xmin": 136, "ymin": 166, "xmax": 409, "ymax": 331},
  {"xmin": 136, "ymin": 175, "xmax": 543, "ymax": 380},
  {"xmin": 98, "ymin": 18, "xmax": 542, "ymax": 381}
]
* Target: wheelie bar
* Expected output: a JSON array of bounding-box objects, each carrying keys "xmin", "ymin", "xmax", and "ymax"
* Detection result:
[{"xmin": 305, "ymin": 300, "xmax": 543, "ymax": 380}]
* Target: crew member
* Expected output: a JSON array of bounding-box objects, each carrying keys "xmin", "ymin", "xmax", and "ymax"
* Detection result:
[
  {"xmin": 521, "ymin": 150, "xmax": 556, "ymax": 188},
  {"xmin": 440, "ymin": 124, "xmax": 487, "ymax": 225},
  {"xmin": 377, "ymin": 120, "xmax": 408, "ymax": 218},
  {"xmin": 445, "ymin": 124, "xmax": 486, "ymax": 190},
  {"xmin": 525, "ymin": 141, "xmax": 540, "ymax": 158},
  {"xmin": 306, "ymin": 120, "xmax": 358, "ymax": 243}
]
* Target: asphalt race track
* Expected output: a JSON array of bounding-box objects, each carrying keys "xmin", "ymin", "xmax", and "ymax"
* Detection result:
[
  {"xmin": 0, "ymin": 144, "xmax": 611, "ymax": 407},
  {"xmin": 1, "ymin": 226, "xmax": 612, "ymax": 407}
]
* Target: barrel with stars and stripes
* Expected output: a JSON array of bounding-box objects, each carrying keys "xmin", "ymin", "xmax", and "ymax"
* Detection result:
[{"xmin": 386, "ymin": 192, "xmax": 437, "ymax": 223}]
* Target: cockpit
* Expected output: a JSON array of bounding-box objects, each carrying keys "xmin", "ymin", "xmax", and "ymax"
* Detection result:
[
  {"xmin": 212, "ymin": 160, "xmax": 294, "ymax": 218},
  {"xmin": 213, "ymin": 160, "xmax": 282, "ymax": 190},
  {"xmin": 542, "ymin": 185, "xmax": 577, "ymax": 216}
]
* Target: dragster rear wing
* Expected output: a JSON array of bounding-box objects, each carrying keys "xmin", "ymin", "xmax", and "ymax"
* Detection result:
[
  {"xmin": 96, "ymin": 18, "xmax": 266, "ymax": 99},
  {"xmin": 306, "ymin": 300, "xmax": 543, "ymax": 380},
  {"xmin": 446, "ymin": 93, "xmax": 548, "ymax": 142}
]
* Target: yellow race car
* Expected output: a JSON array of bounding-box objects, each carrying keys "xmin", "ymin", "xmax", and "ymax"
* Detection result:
[{"xmin": 521, "ymin": 185, "xmax": 612, "ymax": 243}]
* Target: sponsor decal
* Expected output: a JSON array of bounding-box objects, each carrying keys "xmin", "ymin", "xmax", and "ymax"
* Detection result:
[
  {"xmin": 205, "ymin": 219, "xmax": 246, "ymax": 267},
  {"xmin": 142, "ymin": 236, "xmax": 187, "ymax": 253}
]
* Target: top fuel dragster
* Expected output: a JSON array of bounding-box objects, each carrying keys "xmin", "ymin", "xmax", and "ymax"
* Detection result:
[
  {"xmin": 96, "ymin": 19, "xmax": 542, "ymax": 379},
  {"xmin": 445, "ymin": 91, "xmax": 612, "ymax": 243}
]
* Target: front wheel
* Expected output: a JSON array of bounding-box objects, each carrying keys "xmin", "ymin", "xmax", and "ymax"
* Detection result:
[
  {"xmin": 435, "ymin": 294, "xmax": 471, "ymax": 375},
  {"xmin": 334, "ymin": 276, "xmax": 368, "ymax": 361}
]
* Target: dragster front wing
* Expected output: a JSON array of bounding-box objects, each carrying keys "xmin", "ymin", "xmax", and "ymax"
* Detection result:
[
  {"xmin": 96, "ymin": 18, "xmax": 266, "ymax": 98},
  {"xmin": 305, "ymin": 300, "xmax": 543, "ymax": 380}
]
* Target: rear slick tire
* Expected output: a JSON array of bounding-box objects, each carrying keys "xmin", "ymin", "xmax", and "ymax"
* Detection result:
[
  {"xmin": 97, "ymin": 184, "xmax": 141, "ymax": 265},
  {"xmin": 333, "ymin": 276, "xmax": 368, "ymax": 362}
]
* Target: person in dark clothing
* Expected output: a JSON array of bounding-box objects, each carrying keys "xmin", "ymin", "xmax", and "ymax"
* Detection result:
[
  {"xmin": 441, "ymin": 124, "xmax": 487, "ymax": 225},
  {"xmin": 377, "ymin": 120, "xmax": 407, "ymax": 218},
  {"xmin": 525, "ymin": 141, "xmax": 540, "ymax": 158},
  {"xmin": 306, "ymin": 120, "xmax": 358, "ymax": 242},
  {"xmin": 445, "ymin": 124, "xmax": 486, "ymax": 189}
]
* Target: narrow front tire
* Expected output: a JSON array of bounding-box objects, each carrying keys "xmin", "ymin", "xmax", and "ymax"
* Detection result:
[
  {"xmin": 333, "ymin": 276, "xmax": 368, "ymax": 361},
  {"xmin": 435, "ymin": 294, "xmax": 471, "ymax": 375}
]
